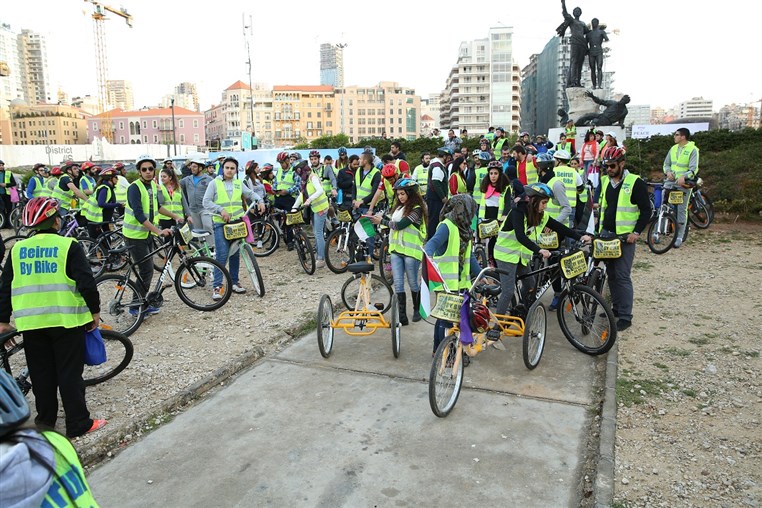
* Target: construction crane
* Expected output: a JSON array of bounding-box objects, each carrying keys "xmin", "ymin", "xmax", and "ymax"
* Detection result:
[{"xmin": 85, "ymin": 0, "xmax": 132, "ymax": 141}]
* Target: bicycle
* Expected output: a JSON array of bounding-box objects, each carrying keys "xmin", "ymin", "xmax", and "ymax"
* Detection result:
[
  {"xmin": 209, "ymin": 207, "xmax": 266, "ymax": 297},
  {"xmin": 645, "ymin": 181, "xmax": 689, "ymax": 254},
  {"xmin": 247, "ymin": 202, "xmax": 281, "ymax": 257},
  {"xmin": 687, "ymin": 177, "xmax": 713, "ymax": 229},
  {"xmin": 1, "ymin": 326, "xmax": 134, "ymax": 395},
  {"xmin": 95, "ymin": 224, "xmax": 232, "ymax": 336},
  {"xmin": 282, "ymin": 205, "xmax": 316, "ymax": 275}
]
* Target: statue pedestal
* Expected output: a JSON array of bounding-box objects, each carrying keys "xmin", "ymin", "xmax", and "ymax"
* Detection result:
[{"xmin": 565, "ymin": 87, "xmax": 604, "ymax": 125}]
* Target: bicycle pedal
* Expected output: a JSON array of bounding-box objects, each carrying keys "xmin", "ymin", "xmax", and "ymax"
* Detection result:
[{"xmin": 373, "ymin": 303, "xmax": 384, "ymax": 310}]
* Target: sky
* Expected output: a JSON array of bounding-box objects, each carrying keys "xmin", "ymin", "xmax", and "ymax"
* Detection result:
[{"xmin": 3, "ymin": 0, "xmax": 761, "ymax": 114}]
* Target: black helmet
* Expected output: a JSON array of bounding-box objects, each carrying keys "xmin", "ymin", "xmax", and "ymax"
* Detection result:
[{"xmin": 0, "ymin": 369, "xmax": 30, "ymax": 437}]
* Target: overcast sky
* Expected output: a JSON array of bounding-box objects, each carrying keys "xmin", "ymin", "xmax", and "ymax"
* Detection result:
[{"xmin": 3, "ymin": 0, "xmax": 760, "ymax": 113}]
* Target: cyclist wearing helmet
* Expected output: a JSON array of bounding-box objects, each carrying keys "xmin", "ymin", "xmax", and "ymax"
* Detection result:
[
  {"xmin": 157, "ymin": 166, "xmax": 184, "ymax": 231},
  {"xmin": 82, "ymin": 167, "xmax": 120, "ymax": 238},
  {"xmin": 493, "ymin": 183, "xmax": 590, "ymax": 319},
  {"xmin": 79, "ymin": 162, "xmax": 97, "ymax": 197},
  {"xmin": 424, "ymin": 147, "xmax": 453, "ymax": 240},
  {"xmin": 478, "ymin": 161, "xmax": 512, "ymax": 264},
  {"xmin": 368, "ymin": 161, "xmax": 402, "ymax": 214},
  {"xmin": 470, "ymin": 151, "xmax": 490, "ymax": 205},
  {"xmin": 46, "ymin": 166, "xmax": 62, "ymax": 198},
  {"xmin": 259, "ymin": 163, "xmax": 276, "ymax": 204},
  {"xmin": 112, "ymin": 162, "xmax": 129, "ymax": 204},
  {"xmin": 411, "ymin": 152, "xmax": 431, "ymax": 195},
  {"xmin": 294, "ymin": 160, "xmax": 330, "ymax": 269},
  {"xmin": 336, "ymin": 154, "xmax": 359, "ymax": 206},
  {"xmin": 533, "ymin": 134, "xmax": 554, "ymax": 155},
  {"xmin": 0, "ymin": 369, "xmax": 100, "ymax": 507},
  {"xmin": 335, "ymin": 147, "xmax": 349, "ymax": 171},
  {"xmin": 599, "ymin": 146, "xmax": 650, "ymax": 332},
  {"xmin": 180, "ymin": 158, "xmax": 215, "ymax": 249},
  {"xmin": 308, "ymin": 150, "xmax": 337, "ymax": 199},
  {"xmin": 534, "ymin": 152, "xmax": 572, "ymax": 230},
  {"xmin": 491, "ymin": 127, "xmax": 509, "ymax": 159},
  {"xmin": 0, "ymin": 197, "xmax": 106, "ymax": 438},
  {"xmin": 663, "ymin": 127, "xmax": 699, "ymax": 247},
  {"xmin": 548, "ymin": 149, "xmax": 582, "ymax": 228},
  {"xmin": 52, "ymin": 162, "xmax": 88, "ymax": 216},
  {"xmin": 367, "ymin": 178, "xmax": 427, "ymax": 324},
  {"xmin": 275, "ymin": 152, "xmax": 302, "ymax": 249},
  {"xmin": 26, "ymin": 163, "xmax": 48, "ymax": 200}
]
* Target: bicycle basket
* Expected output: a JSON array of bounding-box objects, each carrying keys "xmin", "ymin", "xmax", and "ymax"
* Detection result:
[
  {"xmin": 223, "ymin": 220, "xmax": 248, "ymax": 241},
  {"xmin": 178, "ymin": 223, "xmax": 193, "ymax": 245},
  {"xmin": 536, "ymin": 232, "xmax": 559, "ymax": 249},
  {"xmin": 668, "ymin": 191, "xmax": 684, "ymax": 205},
  {"xmin": 337, "ymin": 209, "xmax": 353, "ymax": 223},
  {"xmin": 286, "ymin": 210, "xmax": 305, "ymax": 226},
  {"xmin": 477, "ymin": 220, "xmax": 499, "ymax": 239},
  {"xmin": 559, "ymin": 250, "xmax": 587, "ymax": 279},
  {"xmin": 430, "ymin": 292, "xmax": 464, "ymax": 323},
  {"xmin": 592, "ymin": 238, "xmax": 622, "ymax": 259}
]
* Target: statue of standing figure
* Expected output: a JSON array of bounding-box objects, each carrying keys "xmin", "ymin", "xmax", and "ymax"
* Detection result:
[
  {"xmin": 556, "ymin": 0, "xmax": 588, "ymax": 88},
  {"xmin": 586, "ymin": 18, "xmax": 609, "ymax": 89}
]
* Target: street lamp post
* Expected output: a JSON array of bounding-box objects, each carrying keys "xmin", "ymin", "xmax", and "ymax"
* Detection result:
[{"xmin": 171, "ymin": 97, "xmax": 177, "ymax": 156}]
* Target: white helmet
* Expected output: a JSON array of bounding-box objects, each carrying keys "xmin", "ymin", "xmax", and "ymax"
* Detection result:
[
  {"xmin": 553, "ymin": 149, "xmax": 571, "ymax": 161},
  {"xmin": 136, "ymin": 154, "xmax": 157, "ymax": 168}
]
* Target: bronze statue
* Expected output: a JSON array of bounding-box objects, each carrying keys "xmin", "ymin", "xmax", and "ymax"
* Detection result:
[
  {"xmin": 586, "ymin": 18, "xmax": 609, "ymax": 89},
  {"xmin": 556, "ymin": 0, "xmax": 588, "ymax": 88},
  {"xmin": 576, "ymin": 92, "xmax": 630, "ymax": 127}
]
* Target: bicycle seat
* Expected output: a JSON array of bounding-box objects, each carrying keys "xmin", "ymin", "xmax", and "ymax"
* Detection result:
[
  {"xmin": 479, "ymin": 284, "xmax": 501, "ymax": 297},
  {"xmin": 347, "ymin": 262, "xmax": 375, "ymax": 274},
  {"xmin": 191, "ymin": 229, "xmax": 211, "ymax": 238}
]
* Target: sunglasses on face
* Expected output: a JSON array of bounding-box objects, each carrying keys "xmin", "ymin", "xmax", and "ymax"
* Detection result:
[
  {"xmin": 140, "ymin": 167, "xmax": 155, "ymax": 172},
  {"xmin": 605, "ymin": 163, "xmax": 618, "ymax": 168}
]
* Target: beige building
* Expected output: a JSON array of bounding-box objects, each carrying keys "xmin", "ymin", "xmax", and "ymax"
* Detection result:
[
  {"xmin": 272, "ymin": 85, "xmax": 335, "ymax": 146},
  {"xmin": 18, "ymin": 29, "xmax": 51, "ymax": 104},
  {"xmin": 204, "ymin": 80, "xmax": 274, "ymax": 150},
  {"xmin": 106, "ymin": 80, "xmax": 134, "ymax": 111},
  {"xmin": 335, "ymin": 81, "xmax": 420, "ymax": 143},
  {"xmin": 9, "ymin": 102, "xmax": 89, "ymax": 145}
]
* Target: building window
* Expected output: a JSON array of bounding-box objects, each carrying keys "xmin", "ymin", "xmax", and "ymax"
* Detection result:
[
  {"xmin": 92, "ymin": 122, "xmax": 98, "ymax": 132},
  {"xmin": 193, "ymin": 133, "xmax": 199, "ymax": 143},
  {"xmin": 179, "ymin": 119, "xmax": 184, "ymax": 128},
  {"xmin": 119, "ymin": 121, "xmax": 124, "ymax": 130},
  {"xmin": 153, "ymin": 134, "xmax": 158, "ymax": 143},
  {"xmin": 152, "ymin": 120, "xmax": 157, "ymax": 129},
  {"xmin": 193, "ymin": 119, "xmax": 199, "ymax": 128},
  {"xmin": 129, "ymin": 122, "xmax": 135, "ymax": 135},
  {"xmin": 180, "ymin": 134, "xmax": 185, "ymax": 143},
  {"xmin": 144, "ymin": 135, "xmax": 148, "ymax": 143},
  {"xmin": 120, "ymin": 135, "xmax": 125, "ymax": 143},
  {"xmin": 142, "ymin": 121, "xmax": 147, "ymax": 129}
]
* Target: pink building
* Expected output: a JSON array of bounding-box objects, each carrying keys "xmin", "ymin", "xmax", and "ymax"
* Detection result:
[{"xmin": 88, "ymin": 107, "xmax": 205, "ymax": 146}]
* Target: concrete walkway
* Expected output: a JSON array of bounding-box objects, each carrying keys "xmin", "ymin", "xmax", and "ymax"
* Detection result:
[{"xmin": 89, "ymin": 302, "xmax": 602, "ymax": 507}]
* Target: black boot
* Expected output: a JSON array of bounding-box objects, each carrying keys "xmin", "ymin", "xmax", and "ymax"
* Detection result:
[
  {"xmin": 411, "ymin": 291, "xmax": 421, "ymax": 322},
  {"xmin": 396, "ymin": 292, "xmax": 409, "ymax": 326}
]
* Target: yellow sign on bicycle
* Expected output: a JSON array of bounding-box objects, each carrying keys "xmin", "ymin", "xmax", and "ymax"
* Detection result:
[
  {"xmin": 592, "ymin": 238, "xmax": 622, "ymax": 259},
  {"xmin": 560, "ymin": 250, "xmax": 587, "ymax": 279},
  {"xmin": 430, "ymin": 293, "xmax": 464, "ymax": 323},
  {"xmin": 537, "ymin": 232, "xmax": 559, "ymax": 249},
  {"xmin": 668, "ymin": 191, "xmax": 684, "ymax": 205}
]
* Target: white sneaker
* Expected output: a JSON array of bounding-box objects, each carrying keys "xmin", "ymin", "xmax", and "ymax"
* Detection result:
[
  {"xmin": 232, "ymin": 283, "xmax": 246, "ymax": 294},
  {"xmin": 256, "ymin": 240, "xmax": 263, "ymax": 249},
  {"xmin": 315, "ymin": 259, "xmax": 326, "ymax": 269},
  {"xmin": 212, "ymin": 287, "xmax": 223, "ymax": 300}
]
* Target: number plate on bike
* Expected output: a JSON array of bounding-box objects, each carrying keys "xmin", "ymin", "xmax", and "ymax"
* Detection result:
[
  {"xmin": 560, "ymin": 250, "xmax": 587, "ymax": 279},
  {"xmin": 477, "ymin": 220, "xmax": 498, "ymax": 239},
  {"xmin": 179, "ymin": 223, "xmax": 193, "ymax": 244},
  {"xmin": 337, "ymin": 209, "xmax": 352, "ymax": 222},
  {"xmin": 537, "ymin": 232, "xmax": 559, "ymax": 249},
  {"xmin": 430, "ymin": 292, "xmax": 464, "ymax": 323},
  {"xmin": 668, "ymin": 191, "xmax": 684, "ymax": 204},
  {"xmin": 592, "ymin": 238, "xmax": 622, "ymax": 259}
]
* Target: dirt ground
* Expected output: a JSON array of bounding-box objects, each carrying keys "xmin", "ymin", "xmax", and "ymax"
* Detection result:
[{"xmin": 612, "ymin": 220, "xmax": 761, "ymax": 507}]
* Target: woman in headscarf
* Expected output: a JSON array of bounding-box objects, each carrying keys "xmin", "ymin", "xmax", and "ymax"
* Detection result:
[{"xmin": 423, "ymin": 194, "xmax": 482, "ymax": 354}]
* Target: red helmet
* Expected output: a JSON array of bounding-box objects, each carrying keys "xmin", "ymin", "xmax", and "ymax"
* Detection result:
[
  {"xmin": 113, "ymin": 162, "xmax": 125, "ymax": 170},
  {"xmin": 602, "ymin": 146, "xmax": 625, "ymax": 164},
  {"xmin": 91, "ymin": 165, "xmax": 102, "ymax": 175},
  {"xmin": 23, "ymin": 197, "xmax": 59, "ymax": 228},
  {"xmin": 381, "ymin": 164, "xmax": 397, "ymax": 179},
  {"xmin": 50, "ymin": 166, "xmax": 62, "ymax": 176},
  {"xmin": 469, "ymin": 302, "xmax": 491, "ymax": 333},
  {"xmin": 276, "ymin": 152, "xmax": 289, "ymax": 163},
  {"xmin": 99, "ymin": 167, "xmax": 118, "ymax": 177},
  {"xmin": 81, "ymin": 161, "xmax": 95, "ymax": 171},
  {"xmin": 309, "ymin": 150, "xmax": 320, "ymax": 158}
]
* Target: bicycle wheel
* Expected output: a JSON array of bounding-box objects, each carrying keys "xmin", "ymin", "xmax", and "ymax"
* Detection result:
[
  {"xmin": 587, "ymin": 266, "xmax": 606, "ymax": 297},
  {"xmin": 295, "ymin": 230, "xmax": 315, "ymax": 275},
  {"xmin": 378, "ymin": 239, "xmax": 394, "ymax": 287},
  {"xmin": 249, "ymin": 219, "xmax": 279, "ymax": 257},
  {"xmin": 83, "ymin": 329, "xmax": 134, "ymax": 386},
  {"xmin": 95, "ymin": 275, "xmax": 145, "ymax": 337},
  {"xmin": 341, "ymin": 273, "xmax": 393, "ymax": 314},
  {"xmin": 174, "ymin": 256, "xmax": 232, "ymax": 311},
  {"xmin": 317, "ymin": 294, "xmax": 334, "ymax": 358},
  {"xmin": 78, "ymin": 237, "xmax": 108, "ymax": 278},
  {"xmin": 558, "ymin": 284, "xmax": 616, "ymax": 356},
  {"xmin": 390, "ymin": 293, "xmax": 400, "ymax": 358},
  {"xmin": 522, "ymin": 300, "xmax": 547, "ymax": 370},
  {"xmin": 428, "ymin": 333, "xmax": 464, "ymax": 417},
  {"xmin": 688, "ymin": 193, "xmax": 712, "ymax": 229},
  {"xmin": 646, "ymin": 212, "xmax": 677, "ymax": 254},
  {"xmin": 474, "ymin": 244, "xmax": 488, "ymax": 269},
  {"xmin": 242, "ymin": 243, "xmax": 265, "ymax": 297},
  {"xmin": 325, "ymin": 228, "xmax": 352, "ymax": 274},
  {"xmin": 9, "ymin": 206, "xmax": 23, "ymax": 232}
]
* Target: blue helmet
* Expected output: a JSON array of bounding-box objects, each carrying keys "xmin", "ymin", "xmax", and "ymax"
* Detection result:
[
  {"xmin": 337, "ymin": 147, "xmax": 347, "ymax": 156},
  {"xmin": 524, "ymin": 182, "xmax": 554, "ymax": 200},
  {"xmin": 535, "ymin": 152, "xmax": 555, "ymax": 171},
  {"xmin": 393, "ymin": 178, "xmax": 419, "ymax": 191},
  {"xmin": 437, "ymin": 146, "xmax": 453, "ymax": 156},
  {"xmin": 478, "ymin": 151, "xmax": 492, "ymax": 161}
]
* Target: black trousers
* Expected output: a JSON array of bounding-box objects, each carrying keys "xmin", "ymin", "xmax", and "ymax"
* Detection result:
[
  {"xmin": 0, "ymin": 194, "xmax": 11, "ymax": 228},
  {"xmin": 426, "ymin": 197, "xmax": 444, "ymax": 241},
  {"xmin": 24, "ymin": 326, "xmax": 92, "ymax": 437},
  {"xmin": 126, "ymin": 237, "xmax": 154, "ymax": 297}
]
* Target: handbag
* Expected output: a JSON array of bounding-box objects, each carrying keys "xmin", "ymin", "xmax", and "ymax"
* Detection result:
[
  {"xmin": 84, "ymin": 328, "xmax": 107, "ymax": 366},
  {"xmin": 223, "ymin": 219, "xmax": 248, "ymax": 241}
]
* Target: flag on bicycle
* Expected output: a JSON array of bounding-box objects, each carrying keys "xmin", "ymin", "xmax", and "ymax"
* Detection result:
[
  {"xmin": 353, "ymin": 217, "xmax": 376, "ymax": 241},
  {"xmin": 419, "ymin": 250, "xmax": 445, "ymax": 319}
]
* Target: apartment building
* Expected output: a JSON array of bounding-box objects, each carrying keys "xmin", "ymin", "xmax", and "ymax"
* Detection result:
[
  {"xmin": 272, "ymin": 85, "xmax": 335, "ymax": 146},
  {"xmin": 335, "ymin": 82, "xmax": 420, "ymax": 143},
  {"xmin": 9, "ymin": 101, "xmax": 88, "ymax": 145},
  {"xmin": 106, "ymin": 80, "xmax": 134, "ymax": 111},
  {"xmin": 88, "ymin": 107, "xmax": 205, "ymax": 146}
]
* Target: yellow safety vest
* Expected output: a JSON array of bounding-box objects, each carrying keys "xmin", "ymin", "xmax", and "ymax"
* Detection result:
[
  {"xmin": 123, "ymin": 180, "xmax": 159, "ymax": 239},
  {"xmin": 355, "ymin": 167, "xmax": 380, "ymax": 201},
  {"xmin": 82, "ymin": 184, "xmax": 113, "ymax": 223},
  {"xmin": 319, "ymin": 164, "xmax": 335, "ymax": 195},
  {"xmin": 51, "ymin": 176, "xmax": 78, "ymax": 211},
  {"xmin": 114, "ymin": 176, "xmax": 128, "ymax": 204},
  {"xmin": 599, "ymin": 172, "xmax": 640, "ymax": 235},
  {"xmin": 389, "ymin": 205, "xmax": 426, "ymax": 260},
  {"xmin": 666, "ymin": 142, "xmax": 699, "ymax": 179},
  {"xmin": 494, "ymin": 211, "xmax": 550, "ymax": 265},
  {"xmin": 553, "ymin": 165, "xmax": 578, "ymax": 208},
  {"xmin": 434, "ymin": 219, "xmax": 471, "ymax": 292},
  {"xmin": 471, "ymin": 166, "xmax": 489, "ymax": 203},
  {"xmin": 305, "ymin": 177, "xmax": 329, "ymax": 214},
  {"xmin": 576, "ymin": 166, "xmax": 588, "ymax": 203},
  {"xmin": 42, "ymin": 430, "xmax": 100, "ymax": 508},
  {"xmin": 413, "ymin": 164, "xmax": 429, "ymax": 193},
  {"xmin": 492, "ymin": 137, "xmax": 509, "ymax": 159},
  {"xmin": 212, "ymin": 177, "xmax": 244, "ymax": 224},
  {"xmin": 79, "ymin": 175, "xmax": 96, "ymax": 195},
  {"xmin": 10, "ymin": 235, "xmax": 91, "ymax": 331},
  {"xmin": 525, "ymin": 160, "xmax": 539, "ymax": 185},
  {"xmin": 31, "ymin": 175, "xmax": 47, "ymax": 198},
  {"xmin": 276, "ymin": 167, "xmax": 295, "ymax": 193},
  {"xmin": 158, "ymin": 184, "xmax": 183, "ymax": 220},
  {"xmin": 478, "ymin": 187, "xmax": 508, "ymax": 219},
  {"xmin": 45, "ymin": 177, "xmax": 59, "ymax": 198},
  {"xmin": 450, "ymin": 173, "xmax": 467, "ymax": 196}
]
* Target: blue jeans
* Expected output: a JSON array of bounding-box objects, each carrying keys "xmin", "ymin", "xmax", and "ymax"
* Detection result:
[
  {"xmin": 390, "ymin": 253, "xmax": 421, "ymax": 293},
  {"xmin": 213, "ymin": 224, "xmax": 239, "ymax": 288},
  {"xmin": 313, "ymin": 209, "xmax": 327, "ymax": 260}
]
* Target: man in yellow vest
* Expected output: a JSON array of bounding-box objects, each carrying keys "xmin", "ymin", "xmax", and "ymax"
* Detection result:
[
  {"xmin": 411, "ymin": 152, "xmax": 431, "ymax": 195},
  {"xmin": 598, "ymin": 146, "xmax": 651, "ymax": 332},
  {"xmin": 123, "ymin": 155, "xmax": 183, "ymax": 313},
  {"xmin": 274, "ymin": 151, "xmax": 302, "ymax": 250},
  {"xmin": 26, "ymin": 163, "xmax": 48, "ymax": 200},
  {"xmin": 663, "ymin": 127, "xmax": 699, "ymax": 247},
  {"xmin": 0, "ymin": 197, "xmax": 106, "ymax": 438},
  {"xmin": 51, "ymin": 162, "xmax": 88, "ymax": 216}
]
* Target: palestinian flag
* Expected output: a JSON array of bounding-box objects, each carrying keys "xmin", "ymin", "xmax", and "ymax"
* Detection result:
[
  {"xmin": 419, "ymin": 250, "xmax": 445, "ymax": 319},
  {"xmin": 353, "ymin": 217, "xmax": 376, "ymax": 241}
]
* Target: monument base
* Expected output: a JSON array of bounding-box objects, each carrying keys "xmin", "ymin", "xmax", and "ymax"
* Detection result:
[{"xmin": 565, "ymin": 87, "xmax": 605, "ymax": 125}]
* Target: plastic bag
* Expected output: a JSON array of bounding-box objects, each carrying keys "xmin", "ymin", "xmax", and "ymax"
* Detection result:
[{"xmin": 84, "ymin": 328, "xmax": 107, "ymax": 366}]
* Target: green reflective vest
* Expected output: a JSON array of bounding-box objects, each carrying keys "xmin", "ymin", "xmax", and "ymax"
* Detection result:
[
  {"xmin": 471, "ymin": 166, "xmax": 489, "ymax": 202},
  {"xmin": 79, "ymin": 175, "xmax": 96, "ymax": 195},
  {"xmin": 114, "ymin": 176, "xmax": 128, "ymax": 204},
  {"xmin": 478, "ymin": 187, "xmax": 508, "ymax": 219},
  {"xmin": 52, "ymin": 177, "xmax": 77, "ymax": 211},
  {"xmin": 123, "ymin": 180, "xmax": 159, "ymax": 239},
  {"xmin": 435, "ymin": 219, "xmax": 472, "ymax": 292},
  {"xmin": 0, "ymin": 170, "xmax": 13, "ymax": 196},
  {"xmin": 10, "ymin": 235, "xmax": 91, "ymax": 331},
  {"xmin": 382, "ymin": 177, "xmax": 396, "ymax": 206},
  {"xmin": 45, "ymin": 177, "xmax": 59, "ymax": 198},
  {"xmin": 494, "ymin": 211, "xmax": 550, "ymax": 265},
  {"xmin": 544, "ymin": 176, "xmax": 566, "ymax": 222},
  {"xmin": 389, "ymin": 205, "xmax": 426, "ymax": 260},
  {"xmin": 553, "ymin": 165, "xmax": 578, "ymax": 208},
  {"xmin": 599, "ymin": 172, "xmax": 641, "ymax": 235},
  {"xmin": 158, "ymin": 184, "xmax": 182, "ymax": 220},
  {"xmin": 524, "ymin": 160, "xmax": 539, "ymax": 185},
  {"xmin": 576, "ymin": 166, "xmax": 588, "ymax": 203},
  {"xmin": 413, "ymin": 164, "xmax": 429, "ymax": 194},
  {"xmin": 276, "ymin": 167, "xmax": 295, "ymax": 193},
  {"xmin": 82, "ymin": 184, "xmax": 113, "ymax": 223},
  {"xmin": 306, "ymin": 177, "xmax": 329, "ymax": 214},
  {"xmin": 355, "ymin": 167, "xmax": 379, "ymax": 201},
  {"xmin": 666, "ymin": 141, "xmax": 699, "ymax": 179},
  {"xmin": 212, "ymin": 177, "xmax": 244, "ymax": 224},
  {"xmin": 450, "ymin": 173, "xmax": 467, "ymax": 196},
  {"xmin": 492, "ymin": 137, "xmax": 509, "ymax": 159},
  {"xmin": 41, "ymin": 430, "xmax": 100, "ymax": 508},
  {"xmin": 30, "ymin": 175, "xmax": 47, "ymax": 198}
]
